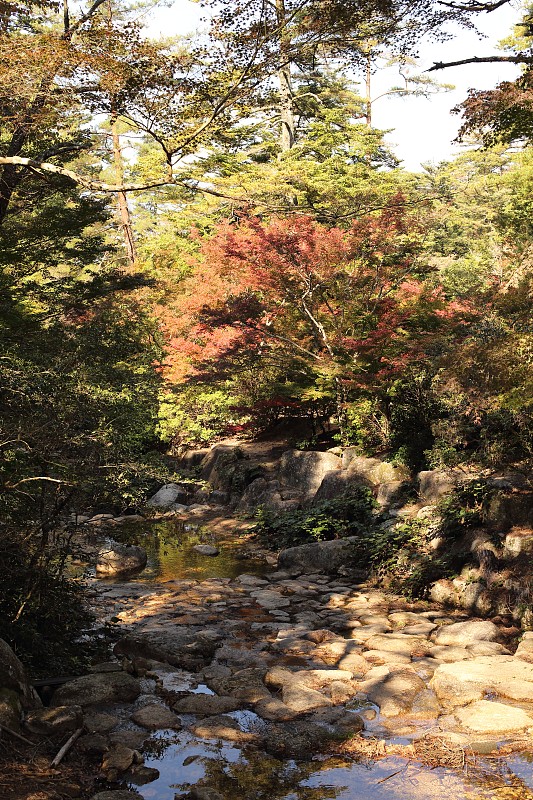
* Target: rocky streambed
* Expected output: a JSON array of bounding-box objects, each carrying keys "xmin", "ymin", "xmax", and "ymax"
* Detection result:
[{"xmin": 35, "ymin": 532, "xmax": 533, "ymax": 800}]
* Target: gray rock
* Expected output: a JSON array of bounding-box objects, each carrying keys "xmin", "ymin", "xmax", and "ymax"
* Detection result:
[
  {"xmin": 282, "ymin": 684, "xmax": 332, "ymax": 713},
  {"xmin": 0, "ymin": 688, "xmax": 22, "ymax": 730},
  {"xmin": 102, "ymin": 744, "xmax": 137, "ymax": 779},
  {"xmin": 236, "ymin": 478, "xmax": 285, "ymax": 515},
  {"xmin": 279, "ymin": 450, "xmax": 342, "ymax": 498},
  {"xmin": 376, "ymin": 481, "xmax": 413, "ymax": 508},
  {"xmin": 263, "ymin": 720, "xmax": 334, "ymax": 759},
  {"xmin": 278, "ymin": 538, "xmax": 359, "ymax": 575},
  {"xmin": 207, "ymin": 668, "xmax": 271, "ymax": 704},
  {"xmin": 312, "ymin": 470, "xmax": 369, "ymax": 503},
  {"xmin": 188, "ymin": 788, "xmax": 224, "ymax": 800},
  {"xmin": 50, "ymin": 672, "xmax": 141, "ymax": 708},
  {"xmin": 114, "ymin": 631, "xmax": 218, "ymax": 671},
  {"xmin": 431, "ymin": 656, "xmax": 533, "ymax": 707},
  {"xmin": 0, "ymin": 638, "xmax": 34, "ymax": 707},
  {"xmin": 486, "ymin": 491, "xmax": 533, "ymax": 531},
  {"xmin": 455, "ymin": 700, "xmax": 533, "ymax": 734},
  {"xmin": 83, "ymin": 711, "xmax": 119, "ymax": 734},
  {"xmin": 147, "ymin": 483, "xmax": 188, "ymax": 508},
  {"xmin": 24, "ymin": 705, "xmax": 82, "ymax": 736},
  {"xmin": 345, "ymin": 456, "xmax": 409, "ymax": 486},
  {"xmin": 432, "ymin": 620, "xmax": 499, "ymax": 647},
  {"xmin": 172, "ymin": 695, "xmax": 242, "ymax": 715},
  {"xmin": 91, "ymin": 792, "xmax": 142, "ymax": 800},
  {"xmin": 359, "ymin": 666, "xmax": 427, "ymax": 717},
  {"xmin": 417, "ymin": 469, "xmax": 458, "ymax": 503},
  {"xmin": 503, "ymin": 529, "xmax": 533, "ymax": 557},
  {"xmin": 131, "ymin": 704, "xmax": 182, "ymax": 730},
  {"xmin": 193, "ymin": 545, "xmax": 220, "ymax": 557},
  {"xmin": 96, "ymin": 542, "xmax": 147, "ymax": 576},
  {"xmin": 190, "ymin": 714, "xmax": 261, "ymax": 744}
]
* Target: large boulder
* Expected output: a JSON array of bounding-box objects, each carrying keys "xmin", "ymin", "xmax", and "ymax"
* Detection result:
[
  {"xmin": 0, "ymin": 638, "xmax": 35, "ymax": 708},
  {"xmin": 279, "ymin": 450, "xmax": 342, "ymax": 499},
  {"xmin": 432, "ymin": 620, "xmax": 499, "ymax": 647},
  {"xmin": 312, "ymin": 470, "xmax": 369, "ymax": 503},
  {"xmin": 96, "ymin": 542, "xmax": 147, "ymax": 577},
  {"xmin": 147, "ymin": 482, "xmax": 188, "ymax": 508},
  {"xmin": 485, "ymin": 491, "xmax": 533, "ymax": 531},
  {"xmin": 417, "ymin": 469, "xmax": 459, "ymax": 503},
  {"xmin": 51, "ymin": 672, "xmax": 141, "ymax": 708},
  {"xmin": 236, "ymin": 478, "xmax": 286, "ymax": 515},
  {"xmin": 277, "ymin": 537, "xmax": 360, "ymax": 575},
  {"xmin": 344, "ymin": 455, "xmax": 409, "ymax": 486}
]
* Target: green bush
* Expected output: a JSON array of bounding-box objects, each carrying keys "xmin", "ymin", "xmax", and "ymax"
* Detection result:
[{"xmin": 253, "ymin": 489, "xmax": 376, "ymax": 550}]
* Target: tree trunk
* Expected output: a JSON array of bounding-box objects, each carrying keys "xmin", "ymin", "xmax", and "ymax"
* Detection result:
[
  {"xmin": 111, "ymin": 116, "xmax": 137, "ymax": 267},
  {"xmin": 276, "ymin": 0, "xmax": 296, "ymax": 152},
  {"xmin": 365, "ymin": 51, "xmax": 372, "ymax": 127}
]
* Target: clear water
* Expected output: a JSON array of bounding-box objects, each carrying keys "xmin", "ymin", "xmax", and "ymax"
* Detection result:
[{"xmin": 98, "ymin": 518, "xmax": 267, "ymax": 583}]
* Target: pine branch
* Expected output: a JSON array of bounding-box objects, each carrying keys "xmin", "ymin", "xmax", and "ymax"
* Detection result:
[{"xmin": 428, "ymin": 53, "xmax": 533, "ymax": 71}]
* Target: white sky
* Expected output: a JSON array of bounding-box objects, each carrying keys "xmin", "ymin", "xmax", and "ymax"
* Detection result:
[{"xmin": 147, "ymin": 0, "xmax": 524, "ymax": 171}]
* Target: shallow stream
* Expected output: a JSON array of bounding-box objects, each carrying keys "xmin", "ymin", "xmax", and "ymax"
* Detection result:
[{"xmin": 91, "ymin": 518, "xmax": 533, "ymax": 800}]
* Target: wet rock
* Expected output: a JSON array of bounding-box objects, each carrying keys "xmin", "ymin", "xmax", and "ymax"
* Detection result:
[
  {"xmin": 96, "ymin": 542, "xmax": 147, "ymax": 577},
  {"xmin": 193, "ymin": 545, "xmax": 220, "ymax": 557},
  {"xmin": 147, "ymin": 483, "xmax": 188, "ymax": 508},
  {"xmin": 128, "ymin": 766, "xmax": 160, "ymax": 786},
  {"xmin": 207, "ymin": 668, "xmax": 271, "ymax": 704},
  {"xmin": 279, "ymin": 450, "xmax": 342, "ymax": 499},
  {"xmin": 172, "ymin": 695, "xmax": 242, "ymax": 715},
  {"xmin": 455, "ymin": 700, "xmax": 533, "ymax": 734},
  {"xmin": 83, "ymin": 711, "xmax": 119, "ymax": 734},
  {"xmin": 78, "ymin": 733, "xmax": 110, "ymax": 755},
  {"xmin": 187, "ymin": 788, "xmax": 224, "ymax": 800},
  {"xmin": 24, "ymin": 705, "xmax": 82, "ymax": 736},
  {"xmin": 254, "ymin": 697, "xmax": 297, "ymax": 722},
  {"xmin": 102, "ymin": 744, "xmax": 137, "ymax": 780},
  {"xmin": 431, "ymin": 656, "xmax": 533, "ymax": 707},
  {"xmin": 109, "ymin": 731, "xmax": 148, "ymax": 750},
  {"xmin": 278, "ymin": 538, "xmax": 359, "ymax": 575},
  {"xmin": 263, "ymin": 720, "xmax": 333, "ymax": 759},
  {"xmin": 114, "ymin": 631, "xmax": 219, "ymax": 671},
  {"xmin": 432, "ymin": 620, "xmax": 499, "ymax": 647},
  {"xmin": 51, "ymin": 672, "xmax": 141, "ymax": 708},
  {"xmin": 91, "ymin": 792, "xmax": 142, "ymax": 800},
  {"xmin": 235, "ymin": 574, "xmax": 269, "ymax": 587},
  {"xmin": 190, "ymin": 714, "xmax": 261, "ymax": 744},
  {"xmin": 131, "ymin": 703, "xmax": 182, "ymax": 730}
]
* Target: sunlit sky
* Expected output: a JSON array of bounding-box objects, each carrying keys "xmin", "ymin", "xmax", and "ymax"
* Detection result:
[{"xmin": 146, "ymin": 0, "xmax": 523, "ymax": 171}]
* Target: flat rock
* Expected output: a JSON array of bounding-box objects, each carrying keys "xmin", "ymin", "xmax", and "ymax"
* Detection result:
[
  {"xmin": 51, "ymin": 672, "xmax": 141, "ymax": 708},
  {"xmin": 251, "ymin": 590, "xmax": 291, "ymax": 610},
  {"xmin": 282, "ymin": 684, "xmax": 333, "ymax": 713},
  {"xmin": 263, "ymin": 719, "xmax": 334, "ymax": 759},
  {"xmin": 24, "ymin": 705, "xmax": 82, "ymax": 736},
  {"xmin": 193, "ymin": 545, "xmax": 220, "ymax": 557},
  {"xmin": 364, "ymin": 634, "xmax": 428, "ymax": 656},
  {"xmin": 254, "ymin": 697, "xmax": 297, "ymax": 722},
  {"xmin": 431, "ymin": 656, "xmax": 533, "ymax": 707},
  {"xmin": 265, "ymin": 667, "xmax": 352, "ymax": 691},
  {"xmin": 114, "ymin": 631, "xmax": 218, "ymax": 671},
  {"xmin": 359, "ymin": 667, "xmax": 427, "ymax": 717},
  {"xmin": 91, "ymin": 793, "xmax": 142, "ymax": 800},
  {"xmin": 96, "ymin": 542, "xmax": 147, "ymax": 577},
  {"xmin": 147, "ymin": 483, "xmax": 187, "ymax": 508},
  {"xmin": 432, "ymin": 620, "xmax": 499, "ymax": 647},
  {"xmin": 190, "ymin": 714, "xmax": 261, "ymax": 744},
  {"xmin": 455, "ymin": 700, "xmax": 533, "ymax": 734},
  {"xmin": 207, "ymin": 668, "xmax": 271, "ymax": 703},
  {"xmin": 172, "ymin": 695, "xmax": 242, "ymax": 715},
  {"xmin": 131, "ymin": 704, "xmax": 182, "ymax": 730}
]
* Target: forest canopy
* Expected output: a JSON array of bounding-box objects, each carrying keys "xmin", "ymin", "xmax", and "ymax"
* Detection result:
[{"xmin": 0, "ymin": 0, "xmax": 532, "ymax": 668}]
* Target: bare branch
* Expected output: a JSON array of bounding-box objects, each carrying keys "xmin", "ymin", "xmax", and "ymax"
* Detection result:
[
  {"xmin": 437, "ymin": 0, "xmax": 511, "ymax": 11},
  {"xmin": 428, "ymin": 54, "xmax": 533, "ymax": 71}
]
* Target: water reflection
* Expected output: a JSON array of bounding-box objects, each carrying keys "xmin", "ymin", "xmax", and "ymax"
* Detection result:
[{"xmin": 105, "ymin": 519, "xmax": 267, "ymax": 583}]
